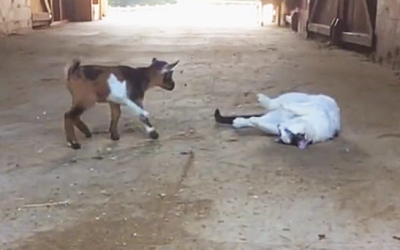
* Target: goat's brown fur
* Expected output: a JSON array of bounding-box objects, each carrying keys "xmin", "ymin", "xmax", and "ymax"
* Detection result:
[{"xmin": 64, "ymin": 58, "xmax": 179, "ymax": 149}]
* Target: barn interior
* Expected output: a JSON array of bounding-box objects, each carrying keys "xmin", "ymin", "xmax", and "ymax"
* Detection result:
[{"xmin": 1, "ymin": 0, "xmax": 400, "ymax": 249}]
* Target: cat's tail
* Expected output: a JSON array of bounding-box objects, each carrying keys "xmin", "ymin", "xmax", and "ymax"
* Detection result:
[
  {"xmin": 214, "ymin": 109, "xmax": 237, "ymax": 124},
  {"xmin": 214, "ymin": 109, "xmax": 263, "ymax": 125}
]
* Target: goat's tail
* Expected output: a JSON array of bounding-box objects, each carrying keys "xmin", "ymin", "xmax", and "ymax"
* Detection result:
[
  {"xmin": 64, "ymin": 59, "xmax": 81, "ymax": 80},
  {"xmin": 214, "ymin": 109, "xmax": 263, "ymax": 125}
]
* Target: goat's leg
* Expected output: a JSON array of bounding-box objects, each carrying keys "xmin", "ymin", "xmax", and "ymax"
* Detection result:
[
  {"xmin": 135, "ymin": 99, "xmax": 159, "ymax": 140},
  {"xmin": 72, "ymin": 95, "xmax": 96, "ymax": 139},
  {"xmin": 109, "ymin": 102, "xmax": 121, "ymax": 141},
  {"xmin": 74, "ymin": 117, "xmax": 92, "ymax": 138},
  {"xmin": 64, "ymin": 106, "xmax": 85, "ymax": 149}
]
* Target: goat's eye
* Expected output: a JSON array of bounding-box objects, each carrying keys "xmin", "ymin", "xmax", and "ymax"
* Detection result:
[{"xmin": 164, "ymin": 71, "xmax": 173, "ymax": 81}]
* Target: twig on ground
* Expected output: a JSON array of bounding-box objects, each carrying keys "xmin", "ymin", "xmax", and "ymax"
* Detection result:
[{"xmin": 22, "ymin": 200, "xmax": 70, "ymax": 208}]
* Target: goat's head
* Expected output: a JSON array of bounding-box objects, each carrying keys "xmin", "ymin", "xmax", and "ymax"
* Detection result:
[{"xmin": 149, "ymin": 58, "xmax": 179, "ymax": 91}]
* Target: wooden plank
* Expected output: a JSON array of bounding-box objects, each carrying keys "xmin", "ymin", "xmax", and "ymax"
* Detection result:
[
  {"xmin": 308, "ymin": 23, "xmax": 331, "ymax": 36},
  {"xmin": 32, "ymin": 13, "xmax": 52, "ymax": 22},
  {"xmin": 361, "ymin": 0, "xmax": 373, "ymax": 36},
  {"xmin": 72, "ymin": 0, "xmax": 92, "ymax": 22},
  {"xmin": 52, "ymin": 0, "xmax": 61, "ymax": 21},
  {"xmin": 32, "ymin": 12, "xmax": 52, "ymax": 28},
  {"xmin": 309, "ymin": 0, "xmax": 320, "ymax": 22},
  {"xmin": 341, "ymin": 32, "xmax": 373, "ymax": 47}
]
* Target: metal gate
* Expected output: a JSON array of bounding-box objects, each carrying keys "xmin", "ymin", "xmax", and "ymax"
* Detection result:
[{"xmin": 307, "ymin": 0, "xmax": 377, "ymax": 48}]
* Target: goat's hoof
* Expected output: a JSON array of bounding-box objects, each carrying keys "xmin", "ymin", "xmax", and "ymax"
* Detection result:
[
  {"xmin": 149, "ymin": 130, "xmax": 159, "ymax": 140},
  {"xmin": 71, "ymin": 143, "xmax": 81, "ymax": 150},
  {"xmin": 85, "ymin": 133, "xmax": 92, "ymax": 139},
  {"xmin": 110, "ymin": 134, "xmax": 120, "ymax": 141}
]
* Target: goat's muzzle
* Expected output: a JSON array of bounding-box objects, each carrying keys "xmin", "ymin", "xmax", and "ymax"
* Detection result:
[{"xmin": 162, "ymin": 71, "xmax": 175, "ymax": 91}]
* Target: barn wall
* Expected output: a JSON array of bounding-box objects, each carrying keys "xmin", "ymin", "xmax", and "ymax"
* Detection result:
[
  {"xmin": 31, "ymin": 0, "xmax": 45, "ymax": 14},
  {"xmin": 375, "ymin": 0, "xmax": 400, "ymax": 68},
  {"xmin": 0, "ymin": 0, "xmax": 32, "ymax": 35},
  {"xmin": 72, "ymin": 0, "xmax": 92, "ymax": 22},
  {"xmin": 100, "ymin": 0, "xmax": 108, "ymax": 18}
]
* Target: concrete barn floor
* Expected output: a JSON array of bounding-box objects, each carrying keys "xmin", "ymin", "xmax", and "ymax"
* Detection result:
[{"xmin": 1, "ymin": 18, "xmax": 400, "ymax": 250}]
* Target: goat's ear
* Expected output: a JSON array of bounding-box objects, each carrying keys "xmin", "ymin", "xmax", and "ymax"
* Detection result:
[
  {"xmin": 152, "ymin": 58, "xmax": 157, "ymax": 64},
  {"xmin": 166, "ymin": 60, "xmax": 179, "ymax": 71}
]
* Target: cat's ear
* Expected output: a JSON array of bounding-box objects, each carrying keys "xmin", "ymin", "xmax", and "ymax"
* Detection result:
[{"xmin": 284, "ymin": 128, "xmax": 294, "ymax": 136}]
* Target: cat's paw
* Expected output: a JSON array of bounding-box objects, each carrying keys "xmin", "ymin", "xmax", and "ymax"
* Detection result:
[
  {"xmin": 249, "ymin": 117, "xmax": 259, "ymax": 126},
  {"xmin": 140, "ymin": 110, "xmax": 149, "ymax": 118},
  {"xmin": 233, "ymin": 118, "xmax": 248, "ymax": 128},
  {"xmin": 257, "ymin": 93, "xmax": 270, "ymax": 108},
  {"xmin": 280, "ymin": 103, "xmax": 289, "ymax": 110},
  {"xmin": 257, "ymin": 93, "xmax": 267, "ymax": 102}
]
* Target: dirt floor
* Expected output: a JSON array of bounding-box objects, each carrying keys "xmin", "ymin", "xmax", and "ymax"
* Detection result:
[{"xmin": 1, "ymin": 10, "xmax": 400, "ymax": 250}]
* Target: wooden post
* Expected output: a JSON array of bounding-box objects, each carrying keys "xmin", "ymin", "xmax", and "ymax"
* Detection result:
[
  {"xmin": 260, "ymin": 2, "xmax": 264, "ymax": 26},
  {"xmin": 277, "ymin": 0, "xmax": 282, "ymax": 26}
]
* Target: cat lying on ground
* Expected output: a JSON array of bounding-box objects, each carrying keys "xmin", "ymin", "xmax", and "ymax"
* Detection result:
[{"xmin": 214, "ymin": 92, "xmax": 341, "ymax": 149}]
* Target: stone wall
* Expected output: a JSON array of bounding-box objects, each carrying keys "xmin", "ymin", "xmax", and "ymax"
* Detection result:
[
  {"xmin": 0, "ymin": 0, "xmax": 32, "ymax": 36},
  {"xmin": 375, "ymin": 0, "xmax": 400, "ymax": 68}
]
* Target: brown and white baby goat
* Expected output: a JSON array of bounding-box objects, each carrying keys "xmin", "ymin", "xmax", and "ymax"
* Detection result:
[{"xmin": 64, "ymin": 58, "xmax": 179, "ymax": 149}]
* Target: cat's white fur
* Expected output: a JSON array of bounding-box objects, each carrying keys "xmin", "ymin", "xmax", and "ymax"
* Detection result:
[
  {"xmin": 106, "ymin": 74, "xmax": 155, "ymax": 133},
  {"xmin": 232, "ymin": 92, "xmax": 340, "ymax": 148},
  {"xmin": 107, "ymin": 74, "xmax": 149, "ymax": 118}
]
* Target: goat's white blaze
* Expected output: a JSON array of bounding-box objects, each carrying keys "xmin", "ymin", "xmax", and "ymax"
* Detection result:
[{"xmin": 106, "ymin": 74, "xmax": 149, "ymax": 117}]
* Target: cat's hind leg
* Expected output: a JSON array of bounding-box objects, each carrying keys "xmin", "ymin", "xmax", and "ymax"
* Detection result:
[
  {"xmin": 257, "ymin": 93, "xmax": 281, "ymax": 110},
  {"xmin": 232, "ymin": 117, "xmax": 255, "ymax": 128},
  {"xmin": 281, "ymin": 102, "xmax": 315, "ymax": 116},
  {"xmin": 249, "ymin": 117, "xmax": 280, "ymax": 135},
  {"xmin": 249, "ymin": 109, "xmax": 294, "ymax": 135}
]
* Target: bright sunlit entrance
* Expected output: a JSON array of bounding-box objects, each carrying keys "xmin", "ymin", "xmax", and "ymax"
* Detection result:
[{"xmin": 107, "ymin": 0, "xmax": 275, "ymax": 28}]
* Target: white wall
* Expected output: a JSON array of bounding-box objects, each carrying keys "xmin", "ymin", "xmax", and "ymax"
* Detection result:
[{"xmin": 0, "ymin": 0, "xmax": 32, "ymax": 35}]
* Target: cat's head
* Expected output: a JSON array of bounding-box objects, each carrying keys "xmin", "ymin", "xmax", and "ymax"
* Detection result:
[{"xmin": 277, "ymin": 123, "xmax": 312, "ymax": 149}]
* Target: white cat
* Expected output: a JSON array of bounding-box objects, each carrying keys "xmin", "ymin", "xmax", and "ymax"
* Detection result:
[{"xmin": 214, "ymin": 92, "xmax": 340, "ymax": 149}]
